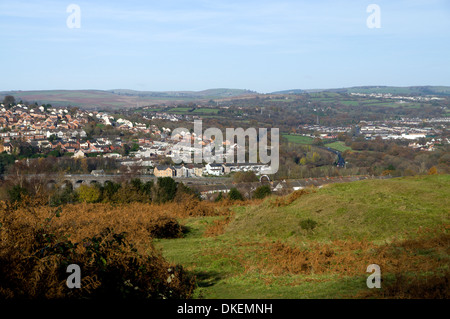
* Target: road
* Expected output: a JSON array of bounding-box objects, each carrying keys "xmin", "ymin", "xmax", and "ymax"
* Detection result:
[{"xmin": 318, "ymin": 146, "xmax": 346, "ymax": 167}]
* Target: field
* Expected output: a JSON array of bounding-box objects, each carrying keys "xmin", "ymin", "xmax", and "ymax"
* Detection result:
[
  {"xmin": 166, "ymin": 107, "xmax": 220, "ymax": 115},
  {"xmin": 155, "ymin": 175, "xmax": 450, "ymax": 298},
  {"xmin": 192, "ymin": 108, "xmax": 220, "ymax": 114},
  {"xmin": 324, "ymin": 141, "xmax": 352, "ymax": 152},
  {"xmin": 0, "ymin": 175, "xmax": 448, "ymax": 299},
  {"xmin": 282, "ymin": 134, "xmax": 314, "ymax": 144},
  {"xmin": 1, "ymin": 89, "xmax": 256, "ymax": 110}
]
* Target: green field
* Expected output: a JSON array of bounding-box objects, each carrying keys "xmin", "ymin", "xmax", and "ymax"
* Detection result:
[
  {"xmin": 155, "ymin": 175, "xmax": 450, "ymax": 299},
  {"xmin": 324, "ymin": 141, "xmax": 352, "ymax": 152},
  {"xmin": 192, "ymin": 108, "xmax": 220, "ymax": 114},
  {"xmin": 167, "ymin": 107, "xmax": 193, "ymax": 113},
  {"xmin": 282, "ymin": 134, "xmax": 314, "ymax": 144},
  {"xmin": 339, "ymin": 100, "xmax": 360, "ymax": 106}
]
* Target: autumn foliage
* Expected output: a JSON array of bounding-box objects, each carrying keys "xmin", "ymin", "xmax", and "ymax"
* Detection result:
[{"xmin": 0, "ymin": 196, "xmax": 234, "ymax": 299}]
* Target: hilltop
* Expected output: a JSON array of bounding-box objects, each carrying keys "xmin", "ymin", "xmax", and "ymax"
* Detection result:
[
  {"xmin": 2, "ymin": 86, "xmax": 450, "ymax": 110},
  {"xmin": 155, "ymin": 174, "xmax": 450, "ymax": 298},
  {"xmin": 272, "ymin": 86, "xmax": 450, "ymax": 96},
  {"xmin": 0, "ymin": 88, "xmax": 258, "ymax": 110}
]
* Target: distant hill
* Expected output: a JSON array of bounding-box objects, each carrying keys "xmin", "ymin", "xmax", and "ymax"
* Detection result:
[
  {"xmin": 2, "ymin": 86, "xmax": 449, "ymax": 110},
  {"xmin": 272, "ymin": 86, "xmax": 450, "ymax": 96},
  {"xmin": 0, "ymin": 88, "xmax": 258, "ymax": 110},
  {"xmin": 271, "ymin": 89, "xmax": 304, "ymax": 95}
]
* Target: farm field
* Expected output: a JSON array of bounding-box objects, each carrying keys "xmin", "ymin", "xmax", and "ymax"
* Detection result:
[{"xmin": 282, "ymin": 134, "xmax": 314, "ymax": 145}]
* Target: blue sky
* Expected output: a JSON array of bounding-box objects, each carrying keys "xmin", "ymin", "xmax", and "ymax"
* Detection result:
[{"xmin": 0, "ymin": 0, "xmax": 449, "ymax": 93}]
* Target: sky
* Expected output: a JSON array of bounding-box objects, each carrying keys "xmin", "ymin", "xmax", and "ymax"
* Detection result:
[{"xmin": 0, "ymin": 0, "xmax": 449, "ymax": 93}]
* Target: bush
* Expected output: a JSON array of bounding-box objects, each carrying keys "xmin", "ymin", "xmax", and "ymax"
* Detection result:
[
  {"xmin": 232, "ymin": 171, "xmax": 258, "ymax": 183},
  {"xmin": 253, "ymin": 185, "xmax": 271, "ymax": 199},
  {"xmin": 300, "ymin": 218, "xmax": 318, "ymax": 231},
  {"xmin": 49, "ymin": 184, "xmax": 78, "ymax": 206},
  {"xmin": 0, "ymin": 207, "xmax": 195, "ymax": 299},
  {"xmin": 77, "ymin": 184, "xmax": 102, "ymax": 203},
  {"xmin": 228, "ymin": 188, "xmax": 244, "ymax": 201},
  {"xmin": 147, "ymin": 216, "xmax": 183, "ymax": 239},
  {"xmin": 7, "ymin": 185, "xmax": 28, "ymax": 203},
  {"xmin": 153, "ymin": 177, "xmax": 177, "ymax": 204},
  {"xmin": 214, "ymin": 192, "xmax": 223, "ymax": 202}
]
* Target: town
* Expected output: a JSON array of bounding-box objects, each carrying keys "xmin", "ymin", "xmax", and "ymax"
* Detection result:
[{"xmin": 0, "ymin": 101, "xmax": 275, "ymax": 178}]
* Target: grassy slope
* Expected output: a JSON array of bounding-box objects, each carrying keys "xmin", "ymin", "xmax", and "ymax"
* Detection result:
[
  {"xmin": 282, "ymin": 134, "xmax": 314, "ymax": 144},
  {"xmin": 324, "ymin": 141, "xmax": 352, "ymax": 152},
  {"xmin": 154, "ymin": 175, "xmax": 450, "ymax": 299}
]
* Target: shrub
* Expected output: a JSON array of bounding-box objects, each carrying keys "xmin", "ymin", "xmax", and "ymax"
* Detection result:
[
  {"xmin": 232, "ymin": 171, "xmax": 258, "ymax": 183},
  {"xmin": 300, "ymin": 218, "xmax": 318, "ymax": 231},
  {"xmin": 214, "ymin": 192, "xmax": 223, "ymax": 202},
  {"xmin": 147, "ymin": 216, "xmax": 183, "ymax": 239},
  {"xmin": 7, "ymin": 184, "xmax": 28, "ymax": 203},
  {"xmin": 49, "ymin": 184, "xmax": 78, "ymax": 207},
  {"xmin": 0, "ymin": 206, "xmax": 196, "ymax": 299},
  {"xmin": 77, "ymin": 184, "xmax": 102, "ymax": 203},
  {"xmin": 203, "ymin": 215, "xmax": 234, "ymax": 237},
  {"xmin": 253, "ymin": 185, "xmax": 271, "ymax": 199},
  {"xmin": 153, "ymin": 177, "xmax": 177, "ymax": 204},
  {"xmin": 428, "ymin": 166, "xmax": 438, "ymax": 175},
  {"xmin": 228, "ymin": 188, "xmax": 243, "ymax": 201}
]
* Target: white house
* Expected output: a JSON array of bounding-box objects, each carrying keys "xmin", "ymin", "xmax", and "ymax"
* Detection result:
[
  {"xmin": 73, "ymin": 150, "xmax": 86, "ymax": 159},
  {"xmin": 205, "ymin": 163, "xmax": 224, "ymax": 176}
]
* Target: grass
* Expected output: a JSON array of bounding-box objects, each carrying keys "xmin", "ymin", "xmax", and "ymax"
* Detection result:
[
  {"xmin": 192, "ymin": 108, "xmax": 220, "ymax": 114},
  {"xmin": 324, "ymin": 141, "xmax": 352, "ymax": 152},
  {"xmin": 282, "ymin": 134, "xmax": 314, "ymax": 144},
  {"xmin": 155, "ymin": 175, "xmax": 450, "ymax": 299},
  {"xmin": 167, "ymin": 107, "xmax": 193, "ymax": 113},
  {"xmin": 339, "ymin": 100, "xmax": 360, "ymax": 106}
]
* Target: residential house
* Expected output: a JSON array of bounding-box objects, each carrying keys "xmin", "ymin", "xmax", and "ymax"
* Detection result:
[
  {"xmin": 154, "ymin": 165, "xmax": 175, "ymax": 177},
  {"xmin": 73, "ymin": 150, "xmax": 86, "ymax": 159},
  {"xmin": 1, "ymin": 143, "xmax": 12, "ymax": 154},
  {"xmin": 91, "ymin": 169, "xmax": 105, "ymax": 176},
  {"xmin": 174, "ymin": 165, "xmax": 189, "ymax": 178},
  {"xmin": 205, "ymin": 163, "xmax": 224, "ymax": 176}
]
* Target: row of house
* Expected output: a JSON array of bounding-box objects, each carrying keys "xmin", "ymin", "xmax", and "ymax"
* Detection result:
[
  {"xmin": 153, "ymin": 162, "xmax": 272, "ymax": 178},
  {"xmin": 153, "ymin": 164, "xmax": 204, "ymax": 178}
]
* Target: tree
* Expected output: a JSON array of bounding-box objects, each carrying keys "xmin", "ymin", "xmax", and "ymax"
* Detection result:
[
  {"xmin": 312, "ymin": 152, "xmax": 321, "ymax": 163},
  {"xmin": 48, "ymin": 134, "xmax": 58, "ymax": 142},
  {"xmin": 77, "ymin": 184, "xmax": 102, "ymax": 203},
  {"xmin": 153, "ymin": 177, "xmax": 177, "ymax": 203},
  {"xmin": 102, "ymin": 180, "xmax": 121, "ymax": 202},
  {"xmin": 253, "ymin": 185, "xmax": 271, "ymax": 199},
  {"xmin": 80, "ymin": 158, "xmax": 89, "ymax": 173},
  {"xmin": 228, "ymin": 187, "xmax": 243, "ymax": 201},
  {"xmin": 2, "ymin": 95, "xmax": 15, "ymax": 107},
  {"xmin": 7, "ymin": 184, "xmax": 28, "ymax": 203},
  {"xmin": 428, "ymin": 166, "xmax": 438, "ymax": 175},
  {"xmin": 121, "ymin": 144, "xmax": 131, "ymax": 157},
  {"xmin": 312, "ymin": 138, "xmax": 324, "ymax": 146},
  {"xmin": 232, "ymin": 171, "xmax": 258, "ymax": 183},
  {"xmin": 0, "ymin": 153, "xmax": 15, "ymax": 175},
  {"xmin": 130, "ymin": 143, "xmax": 140, "ymax": 152},
  {"xmin": 214, "ymin": 192, "xmax": 223, "ymax": 202}
]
